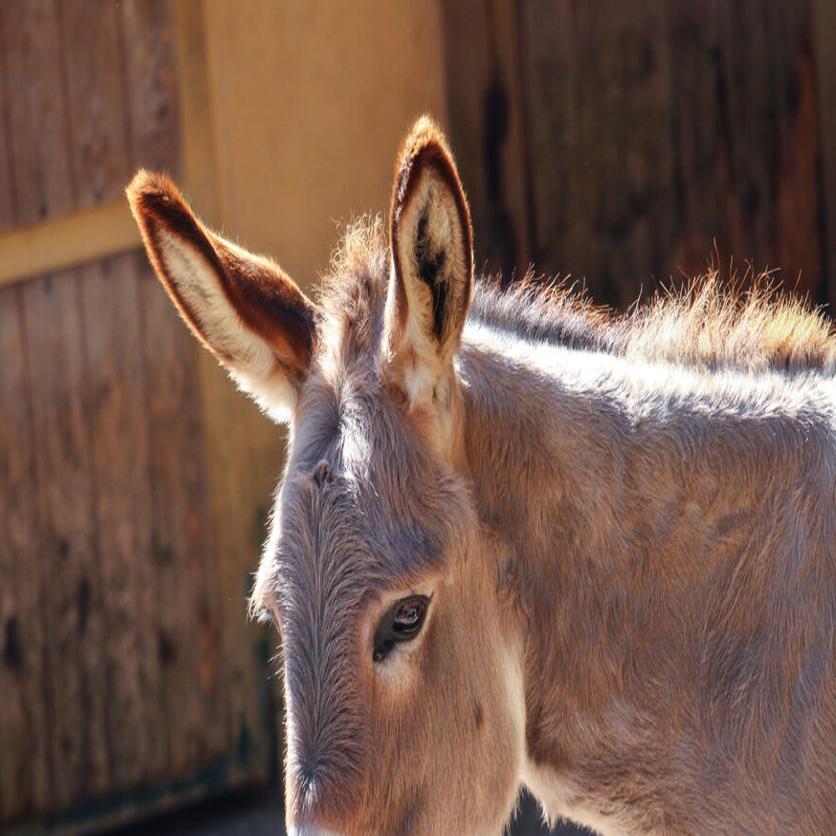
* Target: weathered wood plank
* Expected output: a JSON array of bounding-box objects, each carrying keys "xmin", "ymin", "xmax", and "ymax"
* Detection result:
[
  {"xmin": 119, "ymin": 0, "xmax": 191, "ymax": 785},
  {"xmin": 58, "ymin": 0, "xmax": 161, "ymax": 800},
  {"xmin": 22, "ymin": 270, "xmax": 110, "ymax": 811},
  {"xmin": 80, "ymin": 252, "xmax": 164, "ymax": 790},
  {"xmin": 0, "ymin": 285, "xmax": 51, "ymax": 822},
  {"xmin": 121, "ymin": 0, "xmax": 182, "ymax": 175},
  {"xmin": 0, "ymin": 11, "xmax": 17, "ymax": 231},
  {"xmin": 520, "ymin": 0, "xmax": 677, "ymax": 305},
  {"xmin": 666, "ymin": 0, "xmax": 726, "ymax": 277},
  {"xmin": 58, "ymin": 0, "xmax": 131, "ymax": 208},
  {"xmin": 1, "ymin": 0, "xmax": 75, "ymax": 224},
  {"xmin": 811, "ymin": 0, "xmax": 836, "ymax": 306},
  {"xmin": 667, "ymin": 0, "xmax": 822, "ymax": 295},
  {"xmin": 441, "ymin": 0, "xmax": 533, "ymax": 280},
  {"xmin": 3, "ymin": 0, "xmax": 256, "ymax": 827},
  {"xmin": 715, "ymin": 0, "xmax": 821, "ymax": 296},
  {"xmin": 768, "ymin": 3, "xmax": 820, "ymax": 299},
  {"xmin": 714, "ymin": 0, "xmax": 776, "ymax": 266},
  {"xmin": 60, "ymin": 0, "xmax": 176, "ymax": 791},
  {"xmin": 138, "ymin": 259, "xmax": 222, "ymax": 776},
  {"xmin": 517, "ymin": 0, "xmax": 822, "ymax": 307},
  {"xmin": 0, "ymin": 200, "xmax": 140, "ymax": 288},
  {"xmin": 128, "ymin": 0, "xmax": 227, "ymax": 774},
  {"xmin": 120, "ymin": 0, "xmax": 216, "ymax": 784},
  {"xmin": 517, "ymin": 0, "xmax": 576, "ymax": 281}
]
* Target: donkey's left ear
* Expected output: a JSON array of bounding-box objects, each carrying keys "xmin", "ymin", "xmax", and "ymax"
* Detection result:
[
  {"xmin": 382, "ymin": 116, "xmax": 473, "ymax": 405},
  {"xmin": 127, "ymin": 170, "xmax": 318, "ymax": 423}
]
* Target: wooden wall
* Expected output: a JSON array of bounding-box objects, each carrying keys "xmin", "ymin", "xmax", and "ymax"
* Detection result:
[
  {"xmin": 0, "ymin": 1, "xmax": 448, "ymax": 832},
  {"xmin": 0, "ymin": 2, "xmax": 274, "ymax": 832},
  {"xmin": 444, "ymin": 0, "xmax": 836, "ymax": 309}
]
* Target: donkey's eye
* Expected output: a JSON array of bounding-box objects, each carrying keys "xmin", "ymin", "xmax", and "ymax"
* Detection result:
[{"xmin": 373, "ymin": 595, "xmax": 430, "ymax": 663}]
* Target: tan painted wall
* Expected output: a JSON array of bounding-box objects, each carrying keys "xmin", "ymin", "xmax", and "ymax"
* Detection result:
[
  {"xmin": 202, "ymin": 0, "xmax": 448, "ymax": 285},
  {"xmin": 187, "ymin": 0, "xmax": 449, "ymax": 581},
  {"xmin": 188, "ymin": 0, "xmax": 449, "ymax": 636},
  {"xmin": 182, "ymin": 0, "xmax": 449, "ymax": 795}
]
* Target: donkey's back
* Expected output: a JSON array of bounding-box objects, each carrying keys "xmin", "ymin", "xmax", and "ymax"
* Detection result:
[{"xmin": 473, "ymin": 311, "xmax": 836, "ymax": 834}]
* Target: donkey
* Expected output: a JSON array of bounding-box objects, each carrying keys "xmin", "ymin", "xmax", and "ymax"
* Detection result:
[{"xmin": 127, "ymin": 117, "xmax": 836, "ymax": 835}]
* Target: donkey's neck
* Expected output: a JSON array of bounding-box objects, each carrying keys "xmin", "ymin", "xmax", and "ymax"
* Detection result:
[
  {"xmin": 457, "ymin": 319, "xmax": 832, "ymax": 833},
  {"xmin": 459, "ymin": 323, "xmax": 683, "ymax": 731}
]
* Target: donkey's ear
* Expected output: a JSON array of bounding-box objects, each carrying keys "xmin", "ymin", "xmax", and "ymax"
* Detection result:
[
  {"xmin": 127, "ymin": 171, "xmax": 318, "ymax": 422},
  {"xmin": 383, "ymin": 116, "xmax": 473, "ymax": 405}
]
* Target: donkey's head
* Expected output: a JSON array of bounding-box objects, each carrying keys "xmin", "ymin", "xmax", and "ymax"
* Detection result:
[{"xmin": 128, "ymin": 118, "xmax": 525, "ymax": 834}]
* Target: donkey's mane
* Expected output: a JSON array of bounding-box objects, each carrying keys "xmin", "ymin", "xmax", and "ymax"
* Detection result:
[{"xmin": 319, "ymin": 217, "xmax": 836, "ymax": 376}]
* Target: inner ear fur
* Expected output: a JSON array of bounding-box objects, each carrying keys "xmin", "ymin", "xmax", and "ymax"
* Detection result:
[
  {"xmin": 126, "ymin": 170, "xmax": 318, "ymax": 417},
  {"xmin": 387, "ymin": 117, "xmax": 474, "ymax": 379}
]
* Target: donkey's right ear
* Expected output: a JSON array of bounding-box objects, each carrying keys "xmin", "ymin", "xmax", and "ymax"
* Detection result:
[
  {"xmin": 127, "ymin": 171, "xmax": 318, "ymax": 422},
  {"xmin": 382, "ymin": 117, "xmax": 473, "ymax": 407}
]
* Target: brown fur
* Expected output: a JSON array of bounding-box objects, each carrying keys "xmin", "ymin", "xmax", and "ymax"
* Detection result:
[
  {"xmin": 323, "ymin": 220, "xmax": 835, "ymax": 377},
  {"xmin": 130, "ymin": 117, "xmax": 836, "ymax": 835},
  {"xmin": 127, "ymin": 170, "xmax": 317, "ymax": 376},
  {"xmin": 389, "ymin": 115, "xmax": 473, "ymax": 346},
  {"xmin": 320, "ymin": 212, "xmax": 835, "ymax": 379}
]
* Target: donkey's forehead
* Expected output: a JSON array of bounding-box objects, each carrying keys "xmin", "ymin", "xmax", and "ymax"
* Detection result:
[
  {"xmin": 259, "ymin": 373, "xmax": 470, "ymax": 607},
  {"xmin": 273, "ymin": 467, "xmax": 444, "ymax": 595},
  {"xmin": 291, "ymin": 356, "xmax": 456, "ymax": 491}
]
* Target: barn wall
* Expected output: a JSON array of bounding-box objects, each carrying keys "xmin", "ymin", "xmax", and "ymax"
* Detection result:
[{"xmin": 0, "ymin": 2, "xmax": 231, "ymax": 829}]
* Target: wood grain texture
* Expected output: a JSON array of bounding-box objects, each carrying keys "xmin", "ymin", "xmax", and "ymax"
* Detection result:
[
  {"xmin": 0, "ymin": 11, "xmax": 16, "ymax": 231},
  {"xmin": 176, "ymin": 0, "xmax": 274, "ymax": 786},
  {"xmin": 519, "ymin": 0, "xmax": 677, "ymax": 305},
  {"xmin": 138, "ymin": 259, "xmax": 223, "ymax": 777},
  {"xmin": 80, "ymin": 253, "xmax": 163, "ymax": 791},
  {"xmin": 0, "ymin": 200, "xmax": 140, "ymax": 288},
  {"xmin": 441, "ymin": 0, "xmax": 534, "ymax": 281},
  {"xmin": 121, "ymin": 0, "xmax": 182, "ymax": 175},
  {"xmin": 715, "ymin": 0, "xmax": 821, "ymax": 296},
  {"xmin": 0, "ymin": 0, "xmax": 268, "ymax": 830},
  {"xmin": 812, "ymin": 0, "xmax": 836, "ymax": 306},
  {"xmin": 0, "ymin": 0, "xmax": 182, "ymax": 235},
  {"xmin": 514, "ymin": 0, "xmax": 824, "ymax": 307},
  {"xmin": 131, "ymin": 0, "xmax": 226, "ymax": 780},
  {"xmin": 191, "ymin": 351, "xmax": 275, "ymax": 786},
  {"xmin": 22, "ymin": 270, "xmax": 110, "ymax": 812},
  {"xmin": 58, "ymin": 0, "xmax": 132, "ymax": 209},
  {"xmin": 1, "ymin": 0, "xmax": 75, "ymax": 225},
  {"xmin": 125, "ymin": 0, "xmax": 232, "ymax": 786},
  {"xmin": 0, "ymin": 286, "xmax": 51, "ymax": 821},
  {"xmin": 666, "ymin": 0, "xmax": 727, "ymax": 274}
]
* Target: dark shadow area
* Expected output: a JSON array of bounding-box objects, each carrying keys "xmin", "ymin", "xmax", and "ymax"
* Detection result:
[
  {"xmin": 508, "ymin": 789, "xmax": 592, "ymax": 836},
  {"xmin": 109, "ymin": 786, "xmax": 283, "ymax": 836},
  {"xmin": 108, "ymin": 785, "xmax": 592, "ymax": 836}
]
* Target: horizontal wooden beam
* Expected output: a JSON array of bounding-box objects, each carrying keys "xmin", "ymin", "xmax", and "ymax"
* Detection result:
[{"xmin": 0, "ymin": 200, "xmax": 140, "ymax": 287}]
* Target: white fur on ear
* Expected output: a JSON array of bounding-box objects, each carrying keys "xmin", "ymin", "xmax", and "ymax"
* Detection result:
[
  {"xmin": 384, "ymin": 116, "xmax": 473, "ymax": 406},
  {"xmin": 155, "ymin": 227, "xmax": 300, "ymax": 421},
  {"xmin": 127, "ymin": 170, "xmax": 318, "ymax": 424}
]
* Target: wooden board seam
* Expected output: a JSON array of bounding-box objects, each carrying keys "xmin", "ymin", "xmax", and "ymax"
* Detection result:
[{"xmin": 0, "ymin": 201, "xmax": 140, "ymax": 287}]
